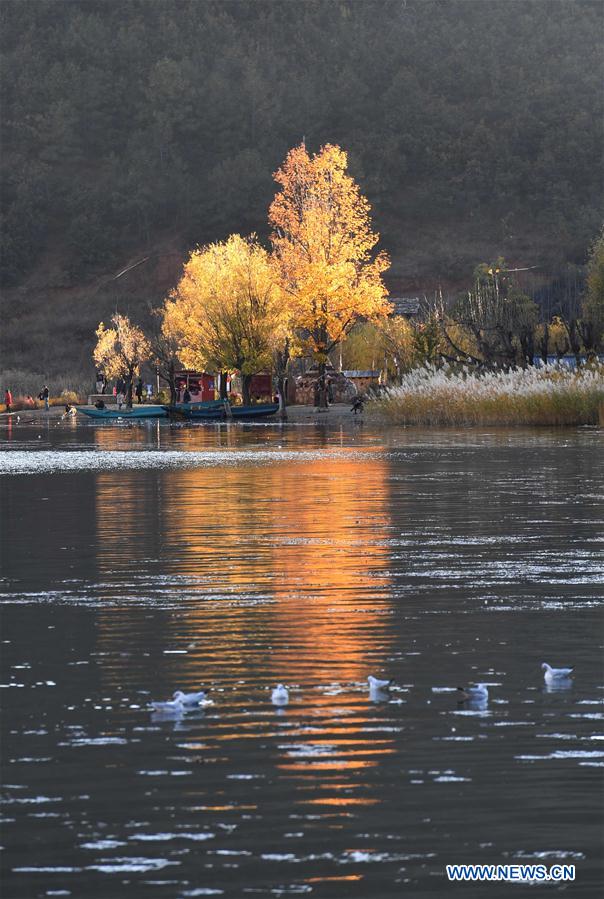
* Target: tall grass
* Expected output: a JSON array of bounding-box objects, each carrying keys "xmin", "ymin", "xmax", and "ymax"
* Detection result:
[
  {"xmin": 0, "ymin": 368, "xmax": 90, "ymax": 399},
  {"xmin": 371, "ymin": 364, "xmax": 604, "ymax": 426}
]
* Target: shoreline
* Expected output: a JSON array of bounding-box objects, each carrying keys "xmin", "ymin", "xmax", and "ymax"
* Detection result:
[{"xmin": 0, "ymin": 402, "xmax": 373, "ymax": 424}]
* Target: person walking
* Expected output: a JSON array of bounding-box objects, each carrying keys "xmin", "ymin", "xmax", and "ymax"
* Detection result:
[
  {"xmin": 41, "ymin": 385, "xmax": 49, "ymax": 411},
  {"xmin": 135, "ymin": 378, "xmax": 144, "ymax": 404},
  {"xmin": 4, "ymin": 388, "xmax": 12, "ymax": 412}
]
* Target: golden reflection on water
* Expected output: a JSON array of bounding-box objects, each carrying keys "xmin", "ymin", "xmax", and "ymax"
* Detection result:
[
  {"xmin": 95, "ymin": 451, "xmax": 394, "ymax": 678},
  {"xmin": 94, "ymin": 436, "xmax": 397, "ymax": 802}
]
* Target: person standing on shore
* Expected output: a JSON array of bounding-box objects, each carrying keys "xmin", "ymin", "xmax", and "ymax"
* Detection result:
[
  {"xmin": 41, "ymin": 385, "xmax": 49, "ymax": 411},
  {"xmin": 135, "ymin": 378, "xmax": 144, "ymax": 404},
  {"xmin": 4, "ymin": 388, "xmax": 12, "ymax": 412}
]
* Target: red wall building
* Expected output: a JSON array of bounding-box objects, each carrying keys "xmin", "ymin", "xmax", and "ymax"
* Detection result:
[{"xmin": 174, "ymin": 370, "xmax": 216, "ymax": 402}]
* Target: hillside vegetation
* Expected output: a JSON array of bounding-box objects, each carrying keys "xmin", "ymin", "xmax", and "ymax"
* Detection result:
[{"xmin": 1, "ymin": 0, "xmax": 602, "ymax": 388}]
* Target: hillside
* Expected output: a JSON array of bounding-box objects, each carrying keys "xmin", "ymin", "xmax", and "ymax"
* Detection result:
[{"xmin": 1, "ymin": 0, "xmax": 603, "ymax": 390}]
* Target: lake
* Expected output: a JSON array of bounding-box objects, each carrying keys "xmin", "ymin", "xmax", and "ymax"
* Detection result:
[{"xmin": 1, "ymin": 417, "xmax": 602, "ymax": 898}]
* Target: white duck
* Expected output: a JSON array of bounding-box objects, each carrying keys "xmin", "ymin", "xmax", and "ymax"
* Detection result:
[
  {"xmin": 542, "ymin": 662, "xmax": 574, "ymax": 684},
  {"xmin": 271, "ymin": 684, "xmax": 289, "ymax": 705},
  {"xmin": 150, "ymin": 696, "xmax": 185, "ymax": 713},
  {"xmin": 173, "ymin": 689, "xmax": 207, "ymax": 707},
  {"xmin": 457, "ymin": 683, "xmax": 489, "ymax": 702},
  {"xmin": 368, "ymin": 675, "xmax": 392, "ymax": 692}
]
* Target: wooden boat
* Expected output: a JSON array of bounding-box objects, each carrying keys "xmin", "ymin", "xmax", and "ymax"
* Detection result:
[
  {"xmin": 178, "ymin": 401, "xmax": 280, "ymax": 421},
  {"xmin": 164, "ymin": 400, "xmax": 225, "ymax": 419},
  {"xmin": 79, "ymin": 405, "xmax": 168, "ymax": 420},
  {"xmin": 230, "ymin": 402, "xmax": 279, "ymax": 419}
]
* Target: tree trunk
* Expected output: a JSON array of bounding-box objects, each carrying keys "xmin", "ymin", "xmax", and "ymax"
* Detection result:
[
  {"xmin": 168, "ymin": 360, "xmax": 177, "ymax": 405},
  {"xmin": 275, "ymin": 339, "xmax": 290, "ymax": 420},
  {"xmin": 277, "ymin": 375, "xmax": 288, "ymax": 420},
  {"xmin": 126, "ymin": 366, "xmax": 134, "ymax": 408},
  {"xmin": 219, "ymin": 372, "xmax": 228, "ymax": 399},
  {"xmin": 157, "ymin": 361, "xmax": 178, "ymax": 405},
  {"xmin": 566, "ymin": 320, "xmax": 582, "ymax": 367},
  {"xmin": 317, "ymin": 360, "xmax": 328, "ymax": 410},
  {"xmin": 242, "ymin": 374, "xmax": 252, "ymax": 406},
  {"xmin": 540, "ymin": 323, "xmax": 549, "ymax": 364}
]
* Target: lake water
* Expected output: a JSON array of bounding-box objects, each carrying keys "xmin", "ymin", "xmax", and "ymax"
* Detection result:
[{"xmin": 1, "ymin": 417, "xmax": 602, "ymax": 898}]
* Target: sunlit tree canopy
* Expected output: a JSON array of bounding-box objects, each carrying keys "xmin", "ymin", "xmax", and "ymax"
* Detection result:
[
  {"xmin": 269, "ymin": 143, "xmax": 391, "ymax": 367},
  {"xmin": 163, "ymin": 234, "xmax": 288, "ymax": 403}
]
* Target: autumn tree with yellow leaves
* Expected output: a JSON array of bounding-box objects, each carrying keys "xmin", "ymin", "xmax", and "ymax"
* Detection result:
[
  {"xmin": 93, "ymin": 313, "xmax": 151, "ymax": 407},
  {"xmin": 269, "ymin": 143, "xmax": 391, "ymax": 408},
  {"xmin": 163, "ymin": 234, "xmax": 287, "ymax": 406}
]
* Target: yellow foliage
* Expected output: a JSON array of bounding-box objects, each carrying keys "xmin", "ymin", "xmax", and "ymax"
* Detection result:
[
  {"xmin": 93, "ymin": 314, "xmax": 150, "ymax": 381},
  {"xmin": 548, "ymin": 316, "xmax": 570, "ymax": 356},
  {"xmin": 269, "ymin": 143, "xmax": 391, "ymax": 362},
  {"xmin": 163, "ymin": 234, "xmax": 288, "ymax": 378},
  {"xmin": 339, "ymin": 318, "xmax": 416, "ymax": 377}
]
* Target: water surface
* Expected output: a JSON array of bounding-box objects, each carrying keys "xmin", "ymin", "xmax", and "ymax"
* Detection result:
[{"xmin": 1, "ymin": 418, "xmax": 602, "ymax": 897}]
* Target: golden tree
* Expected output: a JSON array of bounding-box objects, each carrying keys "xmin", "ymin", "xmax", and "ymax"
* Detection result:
[
  {"xmin": 93, "ymin": 313, "xmax": 150, "ymax": 407},
  {"xmin": 269, "ymin": 142, "xmax": 391, "ymax": 407},
  {"xmin": 163, "ymin": 234, "xmax": 287, "ymax": 405}
]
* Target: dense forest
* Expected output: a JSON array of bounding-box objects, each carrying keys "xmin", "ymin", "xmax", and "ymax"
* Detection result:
[{"xmin": 1, "ymin": 0, "xmax": 602, "ymax": 387}]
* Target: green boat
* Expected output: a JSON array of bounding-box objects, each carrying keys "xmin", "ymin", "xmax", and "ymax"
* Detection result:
[
  {"xmin": 178, "ymin": 401, "xmax": 280, "ymax": 421},
  {"xmin": 79, "ymin": 405, "xmax": 168, "ymax": 420},
  {"xmin": 163, "ymin": 400, "xmax": 225, "ymax": 419}
]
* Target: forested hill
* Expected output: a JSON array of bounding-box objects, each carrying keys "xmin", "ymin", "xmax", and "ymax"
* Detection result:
[{"xmin": 1, "ymin": 0, "xmax": 603, "ymax": 384}]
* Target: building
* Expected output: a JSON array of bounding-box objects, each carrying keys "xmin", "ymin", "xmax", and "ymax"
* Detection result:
[
  {"xmin": 389, "ymin": 296, "xmax": 421, "ymax": 317},
  {"xmin": 174, "ymin": 370, "xmax": 216, "ymax": 402},
  {"xmin": 343, "ymin": 370, "xmax": 381, "ymax": 393}
]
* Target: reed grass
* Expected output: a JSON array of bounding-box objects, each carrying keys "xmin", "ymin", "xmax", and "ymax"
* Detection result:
[{"xmin": 371, "ymin": 364, "xmax": 604, "ymax": 426}]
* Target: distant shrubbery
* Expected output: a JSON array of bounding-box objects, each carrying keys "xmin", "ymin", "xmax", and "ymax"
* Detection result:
[
  {"xmin": 371, "ymin": 364, "xmax": 604, "ymax": 426},
  {"xmin": 1, "ymin": 0, "xmax": 602, "ymax": 288},
  {"xmin": 0, "ymin": 369, "xmax": 89, "ymax": 402}
]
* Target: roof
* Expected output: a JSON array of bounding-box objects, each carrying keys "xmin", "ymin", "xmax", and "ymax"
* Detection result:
[
  {"xmin": 343, "ymin": 370, "xmax": 380, "ymax": 378},
  {"xmin": 389, "ymin": 296, "xmax": 421, "ymax": 315}
]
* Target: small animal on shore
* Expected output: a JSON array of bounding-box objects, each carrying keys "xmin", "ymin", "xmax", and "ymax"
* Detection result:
[
  {"xmin": 271, "ymin": 684, "xmax": 289, "ymax": 705},
  {"xmin": 351, "ymin": 396, "xmax": 365, "ymax": 414},
  {"xmin": 457, "ymin": 684, "xmax": 489, "ymax": 702},
  {"xmin": 542, "ymin": 662, "xmax": 574, "ymax": 684}
]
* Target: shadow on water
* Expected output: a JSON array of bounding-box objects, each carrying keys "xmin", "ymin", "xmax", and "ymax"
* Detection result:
[{"xmin": 1, "ymin": 420, "xmax": 603, "ymax": 897}]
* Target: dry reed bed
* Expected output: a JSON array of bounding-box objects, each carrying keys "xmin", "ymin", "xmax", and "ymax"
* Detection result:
[{"xmin": 371, "ymin": 364, "xmax": 604, "ymax": 426}]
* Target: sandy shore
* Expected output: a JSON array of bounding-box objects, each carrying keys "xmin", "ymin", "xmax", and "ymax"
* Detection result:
[{"xmin": 1, "ymin": 402, "xmax": 374, "ymax": 424}]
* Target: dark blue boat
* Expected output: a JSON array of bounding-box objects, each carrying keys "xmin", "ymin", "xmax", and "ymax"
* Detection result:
[
  {"xmin": 177, "ymin": 401, "xmax": 280, "ymax": 421},
  {"xmin": 230, "ymin": 403, "xmax": 279, "ymax": 419},
  {"xmin": 164, "ymin": 400, "xmax": 225, "ymax": 419}
]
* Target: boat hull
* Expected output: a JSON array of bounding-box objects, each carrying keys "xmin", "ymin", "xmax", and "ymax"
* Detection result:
[
  {"xmin": 231, "ymin": 403, "xmax": 279, "ymax": 419},
  {"xmin": 164, "ymin": 401, "xmax": 225, "ymax": 419},
  {"xmin": 80, "ymin": 406, "xmax": 168, "ymax": 420},
  {"xmin": 179, "ymin": 402, "xmax": 280, "ymax": 421}
]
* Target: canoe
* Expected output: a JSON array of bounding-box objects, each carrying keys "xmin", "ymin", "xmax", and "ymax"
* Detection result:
[
  {"xmin": 79, "ymin": 405, "xmax": 168, "ymax": 420},
  {"xmin": 164, "ymin": 400, "xmax": 225, "ymax": 418},
  {"xmin": 231, "ymin": 403, "xmax": 279, "ymax": 419},
  {"xmin": 177, "ymin": 405, "xmax": 227, "ymax": 420},
  {"xmin": 178, "ymin": 401, "xmax": 279, "ymax": 421}
]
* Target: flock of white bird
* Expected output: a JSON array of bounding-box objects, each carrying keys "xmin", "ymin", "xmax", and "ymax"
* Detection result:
[{"xmin": 150, "ymin": 663, "xmax": 573, "ymax": 715}]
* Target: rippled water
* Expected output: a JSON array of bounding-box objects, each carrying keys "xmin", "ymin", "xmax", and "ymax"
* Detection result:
[{"xmin": 1, "ymin": 418, "xmax": 603, "ymax": 897}]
